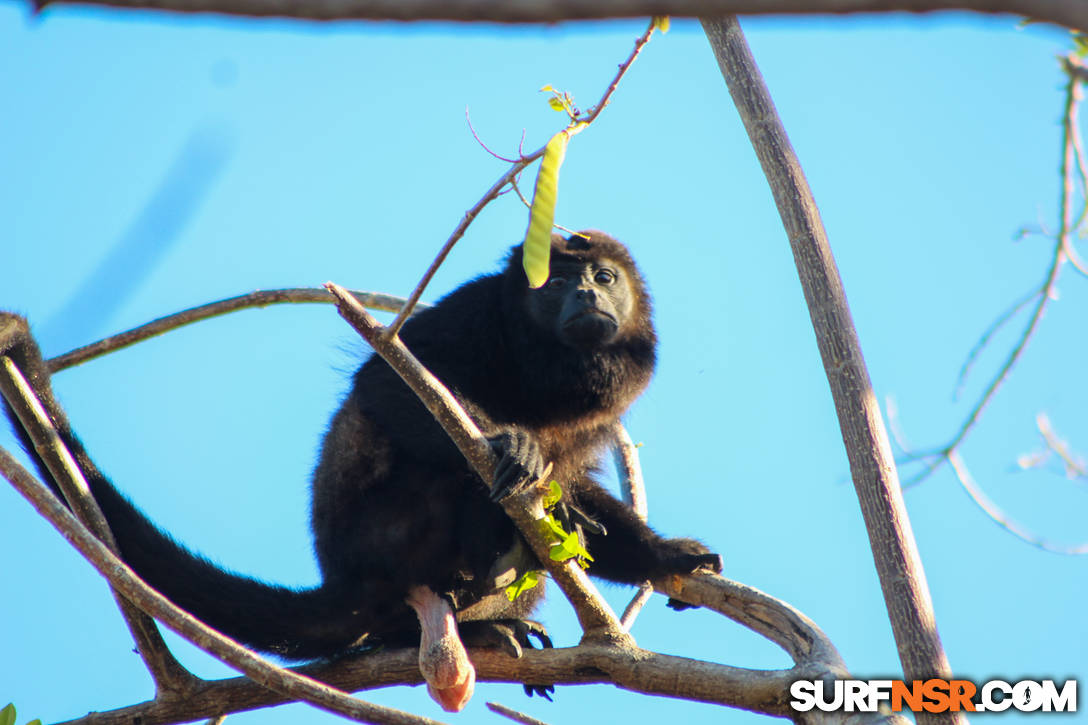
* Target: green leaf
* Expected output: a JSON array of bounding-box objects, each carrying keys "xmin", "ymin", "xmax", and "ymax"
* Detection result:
[
  {"xmin": 522, "ymin": 130, "xmax": 571, "ymax": 287},
  {"xmin": 652, "ymin": 15, "xmax": 670, "ymax": 33},
  {"xmin": 1075, "ymin": 32, "xmax": 1088, "ymax": 58},
  {"xmin": 0, "ymin": 705, "xmax": 15, "ymax": 725},
  {"xmin": 505, "ymin": 570, "xmax": 542, "ymax": 601},
  {"xmin": 542, "ymin": 480, "xmax": 562, "ymax": 509},
  {"xmin": 539, "ymin": 512, "xmax": 568, "ymax": 541},
  {"xmin": 547, "ymin": 96, "xmax": 566, "ymax": 112},
  {"xmin": 26, "ymin": 721, "xmax": 42, "ymax": 725},
  {"xmin": 549, "ymin": 530, "xmax": 593, "ymax": 563}
]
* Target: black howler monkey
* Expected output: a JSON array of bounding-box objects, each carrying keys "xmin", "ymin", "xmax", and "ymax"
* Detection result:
[{"xmin": 1, "ymin": 231, "xmax": 720, "ymax": 710}]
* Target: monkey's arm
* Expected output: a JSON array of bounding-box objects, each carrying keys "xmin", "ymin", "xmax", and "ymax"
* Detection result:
[{"xmin": 570, "ymin": 480, "xmax": 722, "ymax": 585}]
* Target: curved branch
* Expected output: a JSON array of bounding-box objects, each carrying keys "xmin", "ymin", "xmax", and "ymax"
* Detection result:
[{"xmin": 46, "ymin": 288, "xmax": 414, "ymax": 372}]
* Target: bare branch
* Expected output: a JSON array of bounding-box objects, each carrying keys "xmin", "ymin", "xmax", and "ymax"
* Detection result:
[
  {"xmin": 610, "ymin": 422, "xmax": 648, "ymax": 520},
  {"xmin": 24, "ymin": 0, "xmax": 1088, "ymax": 31},
  {"xmin": 952, "ymin": 287, "xmax": 1040, "ymax": 401},
  {"xmin": 47, "ymin": 288, "xmax": 413, "ymax": 372},
  {"xmin": 1035, "ymin": 412, "xmax": 1087, "ymax": 477},
  {"xmin": 0, "ymin": 448, "xmax": 445, "ymax": 725},
  {"xmin": 619, "ymin": 583, "xmax": 655, "ymax": 632},
  {"xmin": 700, "ymin": 15, "xmax": 958, "ymax": 719},
  {"xmin": 906, "ymin": 51, "xmax": 1086, "ymax": 490},
  {"xmin": 948, "ymin": 450, "xmax": 1088, "ymax": 554},
  {"xmin": 609, "ymin": 423, "xmax": 655, "ymax": 630},
  {"xmin": 485, "ymin": 702, "xmax": 551, "ymax": 725}
]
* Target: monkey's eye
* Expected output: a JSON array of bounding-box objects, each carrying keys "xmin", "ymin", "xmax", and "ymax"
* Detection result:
[
  {"xmin": 546, "ymin": 276, "xmax": 567, "ymax": 289},
  {"xmin": 594, "ymin": 269, "xmax": 616, "ymax": 285}
]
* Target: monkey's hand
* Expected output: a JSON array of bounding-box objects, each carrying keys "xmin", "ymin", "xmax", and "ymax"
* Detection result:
[
  {"xmin": 459, "ymin": 619, "xmax": 555, "ymax": 700},
  {"xmin": 656, "ymin": 537, "xmax": 721, "ymax": 612},
  {"xmin": 487, "ymin": 430, "xmax": 546, "ymax": 502},
  {"xmin": 657, "ymin": 537, "xmax": 722, "ymax": 576}
]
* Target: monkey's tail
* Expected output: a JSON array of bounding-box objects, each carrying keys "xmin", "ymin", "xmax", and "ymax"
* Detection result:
[{"xmin": 6, "ymin": 407, "xmax": 377, "ymax": 661}]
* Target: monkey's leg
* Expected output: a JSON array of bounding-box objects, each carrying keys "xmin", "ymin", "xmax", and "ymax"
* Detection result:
[{"xmin": 405, "ymin": 585, "xmax": 475, "ymax": 712}]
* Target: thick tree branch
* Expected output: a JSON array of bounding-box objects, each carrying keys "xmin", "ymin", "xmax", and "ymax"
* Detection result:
[
  {"xmin": 699, "ymin": 15, "xmax": 958, "ymax": 725},
  {"xmin": 26, "ymin": 0, "xmax": 1088, "ymax": 30}
]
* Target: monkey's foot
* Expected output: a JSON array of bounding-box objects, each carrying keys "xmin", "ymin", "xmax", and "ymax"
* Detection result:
[{"xmin": 405, "ymin": 586, "xmax": 476, "ymax": 712}]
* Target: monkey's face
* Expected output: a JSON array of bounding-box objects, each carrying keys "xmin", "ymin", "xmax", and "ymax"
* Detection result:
[{"xmin": 526, "ymin": 258, "xmax": 635, "ymax": 348}]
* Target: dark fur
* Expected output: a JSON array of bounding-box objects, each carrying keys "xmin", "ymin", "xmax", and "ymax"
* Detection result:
[{"xmin": 2, "ymin": 231, "xmax": 718, "ymax": 661}]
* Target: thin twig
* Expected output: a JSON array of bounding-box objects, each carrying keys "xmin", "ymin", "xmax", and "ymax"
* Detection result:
[
  {"xmin": 952, "ymin": 288, "xmax": 1040, "ymax": 401},
  {"xmin": 1034, "ymin": 412, "xmax": 1087, "ymax": 477},
  {"xmin": 465, "ymin": 108, "xmax": 519, "ymax": 163},
  {"xmin": 484, "ymin": 702, "xmax": 551, "ymax": 725},
  {"xmin": 47, "ymin": 288, "xmax": 414, "ymax": 372},
  {"xmin": 619, "ymin": 583, "xmax": 655, "ymax": 633},
  {"xmin": 948, "ymin": 450, "xmax": 1088, "ymax": 554},
  {"xmin": 383, "ymin": 19, "xmax": 660, "ymax": 339},
  {"xmin": 508, "ymin": 176, "xmax": 576, "ymax": 235},
  {"xmin": 908, "ymin": 59, "xmax": 1084, "ymax": 489},
  {"xmin": 609, "ymin": 423, "xmax": 654, "ymax": 630},
  {"xmin": 0, "ymin": 447, "xmax": 446, "ymax": 725}
]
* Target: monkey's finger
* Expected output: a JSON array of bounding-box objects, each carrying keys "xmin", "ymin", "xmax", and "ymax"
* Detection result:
[
  {"xmin": 565, "ymin": 503, "xmax": 607, "ymax": 536},
  {"xmin": 523, "ymin": 684, "xmax": 555, "ymax": 701}
]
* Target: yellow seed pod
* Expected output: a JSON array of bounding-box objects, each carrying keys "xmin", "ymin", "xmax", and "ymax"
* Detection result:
[{"xmin": 522, "ymin": 130, "xmax": 570, "ymax": 288}]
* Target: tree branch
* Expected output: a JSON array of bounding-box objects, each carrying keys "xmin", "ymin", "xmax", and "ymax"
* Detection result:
[
  {"xmin": 0, "ymin": 447, "xmax": 446, "ymax": 725},
  {"xmin": 699, "ymin": 15, "xmax": 958, "ymax": 724},
  {"xmin": 26, "ymin": 0, "xmax": 1087, "ymax": 31},
  {"xmin": 0, "ymin": 356, "xmax": 197, "ymax": 697},
  {"xmin": 46, "ymin": 288, "xmax": 413, "ymax": 372}
]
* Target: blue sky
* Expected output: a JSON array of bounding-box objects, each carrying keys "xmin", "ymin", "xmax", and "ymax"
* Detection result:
[{"xmin": 1, "ymin": 7, "xmax": 1085, "ymax": 725}]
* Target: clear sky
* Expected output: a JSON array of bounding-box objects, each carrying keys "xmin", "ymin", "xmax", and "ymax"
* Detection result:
[{"xmin": 1, "ymin": 6, "xmax": 1085, "ymax": 725}]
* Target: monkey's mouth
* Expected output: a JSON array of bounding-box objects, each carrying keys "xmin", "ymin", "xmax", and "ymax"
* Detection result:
[{"xmin": 566, "ymin": 308, "xmax": 616, "ymax": 326}]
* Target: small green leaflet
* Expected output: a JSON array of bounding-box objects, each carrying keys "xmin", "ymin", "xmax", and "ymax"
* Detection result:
[
  {"xmin": 540, "ymin": 512, "xmax": 594, "ymax": 567},
  {"xmin": 1075, "ymin": 32, "xmax": 1088, "ymax": 58},
  {"xmin": 542, "ymin": 480, "xmax": 562, "ymax": 508},
  {"xmin": 540, "ymin": 85, "xmax": 576, "ymax": 116},
  {"xmin": 0, "ymin": 705, "xmax": 38, "ymax": 725},
  {"xmin": 505, "ymin": 570, "xmax": 541, "ymax": 601},
  {"xmin": 549, "ymin": 529, "xmax": 594, "ymax": 566}
]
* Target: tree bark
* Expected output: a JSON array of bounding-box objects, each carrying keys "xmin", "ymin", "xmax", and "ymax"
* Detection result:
[{"xmin": 700, "ymin": 15, "xmax": 962, "ymax": 725}]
